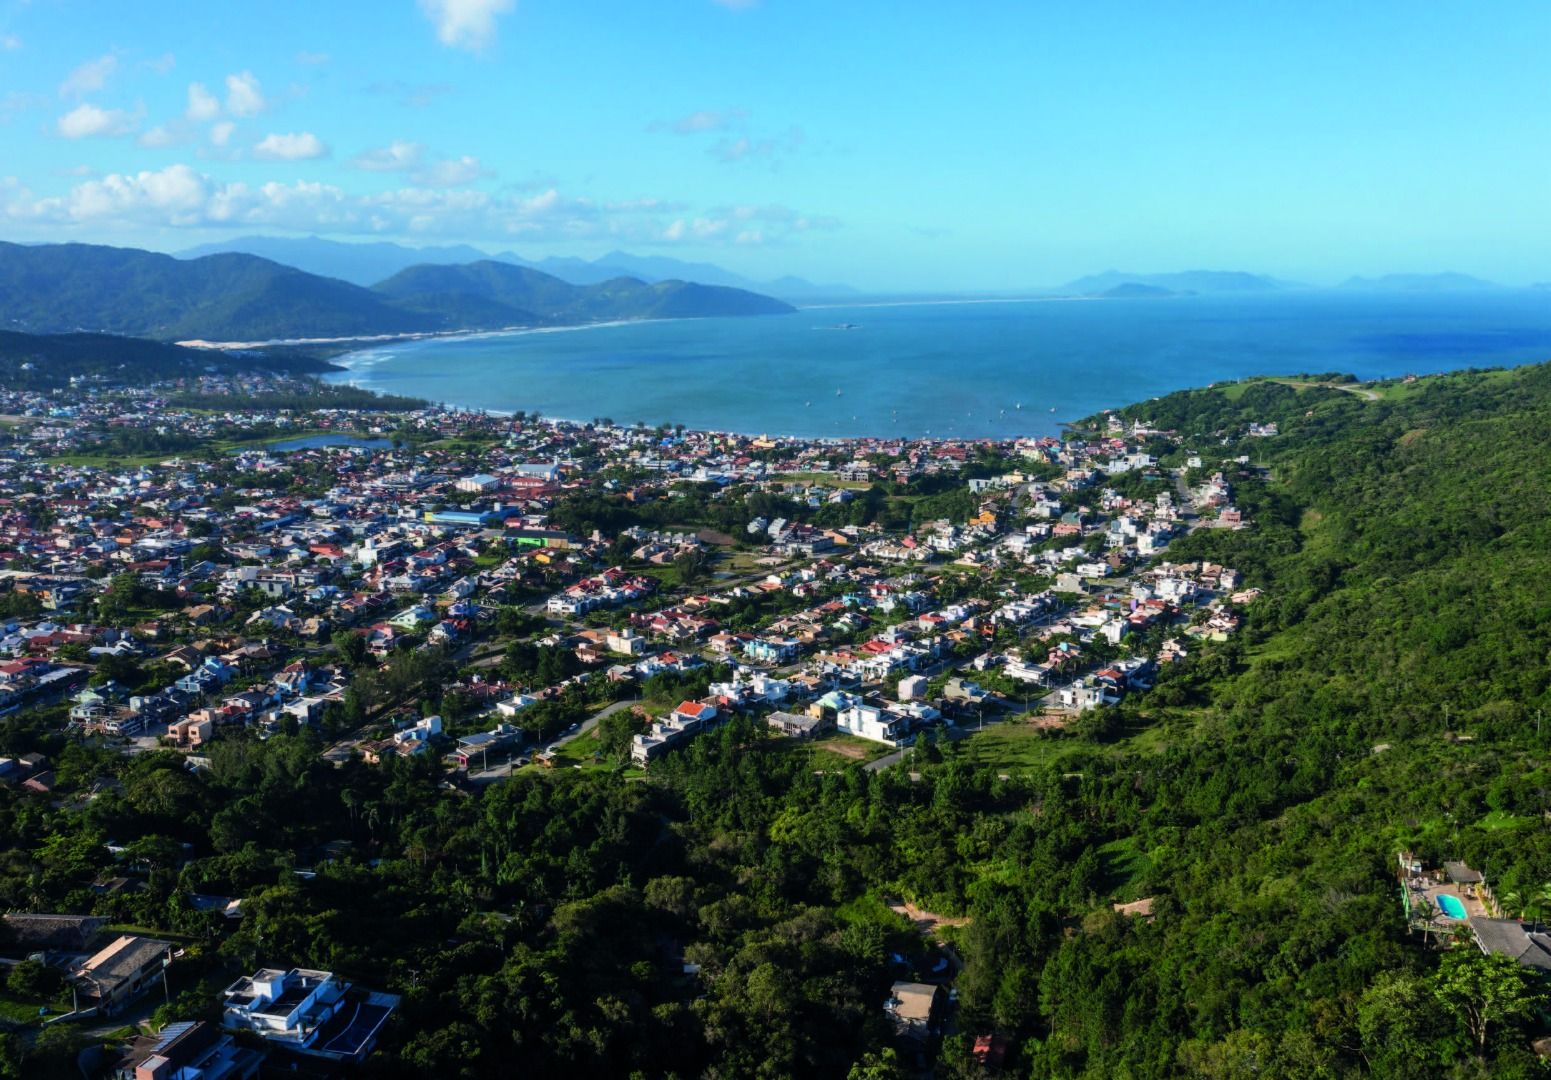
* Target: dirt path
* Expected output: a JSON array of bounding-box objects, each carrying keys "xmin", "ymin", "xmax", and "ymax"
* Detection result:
[
  {"xmin": 1268, "ymin": 378, "xmax": 1380, "ymax": 401},
  {"xmin": 888, "ymin": 899, "xmax": 970, "ymax": 931}
]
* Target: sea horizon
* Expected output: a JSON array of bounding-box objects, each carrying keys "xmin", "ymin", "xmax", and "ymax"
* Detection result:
[{"xmin": 326, "ymin": 290, "xmax": 1551, "ymax": 439}]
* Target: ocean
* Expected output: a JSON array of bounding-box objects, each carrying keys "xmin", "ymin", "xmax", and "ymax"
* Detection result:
[{"xmin": 326, "ymin": 291, "xmax": 1551, "ymax": 439}]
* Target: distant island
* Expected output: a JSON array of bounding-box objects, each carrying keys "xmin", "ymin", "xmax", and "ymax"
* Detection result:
[
  {"xmin": 0, "ymin": 241, "xmax": 795, "ymax": 344},
  {"xmin": 1096, "ymin": 283, "xmax": 1181, "ymax": 299},
  {"xmin": 1061, "ymin": 269, "xmax": 1292, "ymax": 295}
]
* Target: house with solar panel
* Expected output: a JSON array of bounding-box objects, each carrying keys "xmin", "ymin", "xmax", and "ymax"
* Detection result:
[
  {"xmin": 221, "ymin": 967, "xmax": 399, "ymax": 1064},
  {"xmin": 113, "ymin": 1019, "xmax": 264, "ymax": 1080}
]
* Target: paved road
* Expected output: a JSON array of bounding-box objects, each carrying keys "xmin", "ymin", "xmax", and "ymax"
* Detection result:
[
  {"xmin": 464, "ymin": 697, "xmax": 642, "ymax": 784},
  {"xmin": 555, "ymin": 697, "xmax": 640, "ymax": 747}
]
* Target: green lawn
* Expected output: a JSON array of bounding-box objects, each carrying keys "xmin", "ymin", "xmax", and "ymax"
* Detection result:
[{"xmin": 0, "ymin": 994, "xmax": 70, "ymax": 1024}]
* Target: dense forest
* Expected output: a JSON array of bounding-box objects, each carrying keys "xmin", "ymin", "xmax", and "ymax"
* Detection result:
[{"xmin": 5, "ymin": 364, "xmax": 1551, "ymax": 1077}]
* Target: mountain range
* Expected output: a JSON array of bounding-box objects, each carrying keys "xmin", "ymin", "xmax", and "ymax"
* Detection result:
[
  {"xmin": 0, "ymin": 241, "xmax": 795, "ymax": 343},
  {"xmin": 177, "ymin": 235, "xmax": 859, "ymax": 301}
]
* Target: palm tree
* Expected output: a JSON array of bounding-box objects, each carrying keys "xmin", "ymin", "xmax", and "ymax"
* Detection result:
[
  {"xmin": 1414, "ymin": 895, "xmax": 1439, "ymax": 945},
  {"xmin": 1534, "ymin": 882, "xmax": 1551, "ymax": 929},
  {"xmin": 1498, "ymin": 889, "xmax": 1525, "ymax": 921}
]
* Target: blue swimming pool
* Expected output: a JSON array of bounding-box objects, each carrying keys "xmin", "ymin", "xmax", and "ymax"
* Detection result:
[{"xmin": 1437, "ymin": 894, "xmax": 1468, "ymax": 919}]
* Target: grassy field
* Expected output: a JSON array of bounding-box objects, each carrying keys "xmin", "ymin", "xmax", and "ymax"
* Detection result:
[
  {"xmin": 957, "ymin": 721, "xmax": 1056, "ymax": 770},
  {"xmin": 805, "ymin": 733, "xmax": 893, "ymax": 770},
  {"xmin": 772, "ymin": 471, "xmax": 873, "ymax": 490},
  {"xmin": 957, "ymin": 711, "xmax": 1176, "ymax": 771},
  {"xmin": 518, "ymin": 726, "xmax": 645, "ymax": 778},
  {"xmin": 1366, "ymin": 366, "xmax": 1520, "ymax": 402}
]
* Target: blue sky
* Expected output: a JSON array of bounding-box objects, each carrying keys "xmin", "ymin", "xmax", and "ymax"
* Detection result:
[{"xmin": 1, "ymin": 0, "xmax": 1549, "ymax": 290}]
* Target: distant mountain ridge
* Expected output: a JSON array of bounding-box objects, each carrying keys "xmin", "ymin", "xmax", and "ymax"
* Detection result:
[
  {"xmin": 177, "ymin": 235, "xmax": 858, "ymax": 301},
  {"xmin": 372, "ymin": 261, "xmax": 795, "ymax": 325},
  {"xmin": 0, "ymin": 241, "xmax": 795, "ymax": 343},
  {"xmin": 1062, "ymin": 269, "xmax": 1293, "ymax": 295}
]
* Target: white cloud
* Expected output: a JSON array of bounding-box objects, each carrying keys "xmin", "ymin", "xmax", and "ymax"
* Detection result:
[
  {"xmin": 711, "ymin": 125, "xmax": 803, "ymax": 165},
  {"xmin": 209, "ymin": 121, "xmax": 235, "ymax": 147},
  {"xmin": 668, "ymin": 109, "xmax": 743, "ymax": 134},
  {"xmin": 419, "ymin": 0, "xmax": 515, "ymax": 52},
  {"xmin": 185, "ymin": 82, "xmax": 220, "ymax": 121},
  {"xmin": 224, "ymin": 71, "xmax": 265, "ymax": 117},
  {"xmin": 44, "ymin": 163, "xmax": 210, "ymax": 225},
  {"xmin": 352, "ymin": 140, "xmax": 424, "ymax": 171},
  {"xmin": 56, "ymin": 103, "xmax": 137, "ymax": 139},
  {"xmin": 137, "ymin": 125, "xmax": 183, "ymax": 148},
  {"xmin": 414, "ymin": 155, "xmax": 487, "ymax": 187},
  {"xmin": 253, "ymin": 131, "xmax": 329, "ymax": 161},
  {"xmin": 3, "ymin": 161, "xmax": 835, "ymax": 248},
  {"xmin": 295, "ymin": 51, "xmax": 330, "ymax": 66},
  {"xmin": 1, "ymin": 34, "xmax": 20, "ymax": 51},
  {"xmin": 146, "ymin": 53, "xmax": 176, "ymax": 75},
  {"xmin": 60, "ymin": 53, "xmax": 118, "ymax": 98},
  {"xmin": 352, "ymin": 142, "xmax": 488, "ymax": 186}
]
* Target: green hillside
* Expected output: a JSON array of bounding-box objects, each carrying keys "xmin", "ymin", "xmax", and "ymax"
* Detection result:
[
  {"xmin": 0, "ymin": 242, "xmax": 436, "ymax": 341},
  {"xmin": 373, "ymin": 260, "xmax": 797, "ymax": 323},
  {"xmin": 0, "ymin": 242, "xmax": 795, "ymax": 343}
]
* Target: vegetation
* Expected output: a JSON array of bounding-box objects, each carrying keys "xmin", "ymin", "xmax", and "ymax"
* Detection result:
[
  {"xmin": 5, "ymin": 362, "xmax": 1551, "ymax": 1075},
  {"xmin": 0, "ymin": 241, "xmax": 792, "ymax": 343},
  {"xmin": 0, "ymin": 330, "xmax": 337, "ymax": 389}
]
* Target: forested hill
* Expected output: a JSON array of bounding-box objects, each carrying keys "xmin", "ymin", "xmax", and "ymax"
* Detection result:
[
  {"xmin": 5, "ymin": 365, "xmax": 1551, "ymax": 1077},
  {"xmin": 0, "ymin": 241, "xmax": 795, "ymax": 342},
  {"xmin": 372, "ymin": 260, "xmax": 796, "ymax": 324}
]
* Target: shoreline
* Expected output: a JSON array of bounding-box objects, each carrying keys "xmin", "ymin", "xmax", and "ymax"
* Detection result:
[{"xmin": 181, "ymin": 294, "xmax": 1111, "ymax": 353}]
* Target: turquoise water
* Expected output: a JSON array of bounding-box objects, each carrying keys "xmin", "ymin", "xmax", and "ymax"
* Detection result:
[
  {"xmin": 1437, "ymin": 894, "xmax": 1468, "ymax": 919},
  {"xmin": 329, "ymin": 292, "xmax": 1551, "ymax": 438}
]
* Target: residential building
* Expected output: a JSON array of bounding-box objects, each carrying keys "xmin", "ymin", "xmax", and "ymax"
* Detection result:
[
  {"xmin": 73, "ymin": 934, "xmax": 174, "ymax": 1016},
  {"xmin": 222, "ymin": 967, "xmax": 399, "ymax": 1064},
  {"xmin": 114, "ymin": 1019, "xmax": 264, "ymax": 1080}
]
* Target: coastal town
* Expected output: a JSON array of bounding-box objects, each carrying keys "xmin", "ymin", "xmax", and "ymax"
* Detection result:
[{"xmin": 0, "ymin": 360, "xmax": 1282, "ymax": 1072}]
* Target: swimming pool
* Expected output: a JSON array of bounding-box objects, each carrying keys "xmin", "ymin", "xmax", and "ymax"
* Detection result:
[{"xmin": 1437, "ymin": 894, "xmax": 1468, "ymax": 919}]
